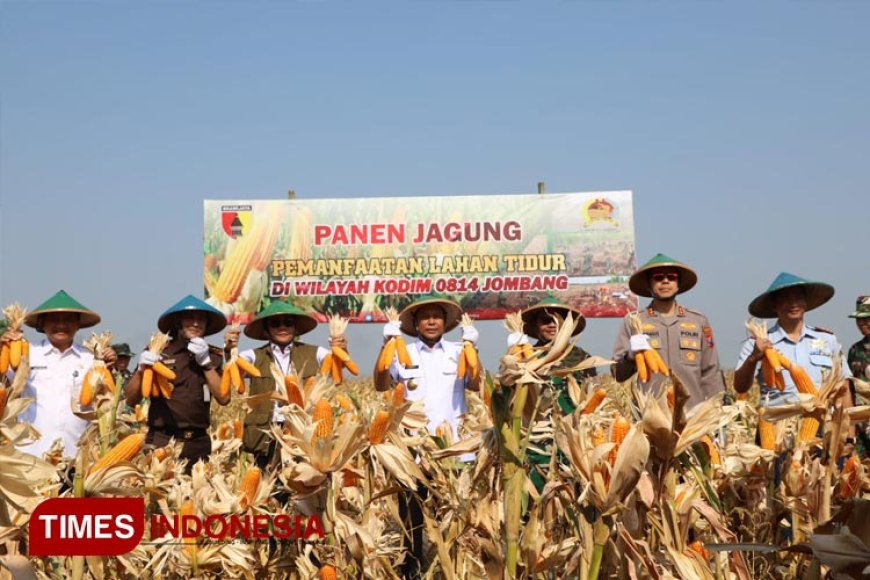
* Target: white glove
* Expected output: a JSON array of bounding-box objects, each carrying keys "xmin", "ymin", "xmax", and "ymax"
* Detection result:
[
  {"xmin": 187, "ymin": 337, "xmax": 212, "ymax": 367},
  {"xmin": 461, "ymin": 325, "xmax": 479, "ymax": 345},
  {"xmin": 138, "ymin": 350, "xmax": 161, "ymax": 369},
  {"xmin": 384, "ymin": 321, "xmax": 402, "ymax": 339},
  {"xmin": 629, "ymin": 334, "xmax": 652, "ymax": 355},
  {"xmin": 507, "ymin": 332, "xmax": 530, "ymax": 348}
]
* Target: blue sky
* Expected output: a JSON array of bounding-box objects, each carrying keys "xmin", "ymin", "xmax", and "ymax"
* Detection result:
[{"xmin": 1, "ymin": 2, "xmax": 867, "ymax": 372}]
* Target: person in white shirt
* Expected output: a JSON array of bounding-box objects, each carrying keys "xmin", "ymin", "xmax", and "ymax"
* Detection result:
[
  {"xmin": 223, "ymin": 300, "xmax": 346, "ymax": 468},
  {"xmin": 373, "ymin": 294, "xmax": 480, "ymax": 579},
  {"xmin": 2, "ymin": 290, "xmax": 116, "ymax": 458}
]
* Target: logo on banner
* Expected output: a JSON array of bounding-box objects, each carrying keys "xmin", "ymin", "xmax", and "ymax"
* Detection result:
[
  {"xmin": 582, "ymin": 198, "xmax": 618, "ymax": 227},
  {"xmin": 221, "ymin": 205, "xmax": 253, "ymax": 239},
  {"xmin": 29, "ymin": 497, "xmax": 145, "ymax": 556}
]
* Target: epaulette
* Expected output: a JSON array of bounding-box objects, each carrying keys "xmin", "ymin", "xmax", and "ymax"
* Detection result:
[
  {"xmin": 812, "ymin": 326, "xmax": 835, "ymax": 335},
  {"xmin": 682, "ymin": 306, "xmax": 707, "ymax": 318}
]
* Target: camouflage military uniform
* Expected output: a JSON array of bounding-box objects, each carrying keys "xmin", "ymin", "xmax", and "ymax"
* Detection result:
[{"xmin": 848, "ymin": 296, "xmax": 870, "ymax": 455}]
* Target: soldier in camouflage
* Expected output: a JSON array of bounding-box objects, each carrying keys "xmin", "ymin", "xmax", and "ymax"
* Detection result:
[
  {"xmin": 848, "ymin": 296, "xmax": 870, "ymax": 381},
  {"xmin": 848, "ymin": 296, "xmax": 870, "ymax": 456}
]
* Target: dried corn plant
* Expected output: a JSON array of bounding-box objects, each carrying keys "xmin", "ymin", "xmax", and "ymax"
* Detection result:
[{"xmin": 5, "ymin": 319, "xmax": 870, "ymax": 580}]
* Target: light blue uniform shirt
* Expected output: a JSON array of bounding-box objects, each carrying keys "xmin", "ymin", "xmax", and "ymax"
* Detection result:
[{"xmin": 737, "ymin": 323, "xmax": 850, "ymax": 407}]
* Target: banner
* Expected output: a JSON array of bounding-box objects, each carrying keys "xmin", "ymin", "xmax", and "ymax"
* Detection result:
[{"xmin": 203, "ymin": 192, "xmax": 638, "ymax": 324}]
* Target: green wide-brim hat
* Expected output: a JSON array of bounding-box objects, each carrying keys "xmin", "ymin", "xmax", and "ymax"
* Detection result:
[
  {"xmin": 629, "ymin": 253, "xmax": 698, "ymax": 298},
  {"xmin": 157, "ymin": 295, "xmax": 227, "ymax": 336},
  {"xmin": 111, "ymin": 343, "xmax": 135, "ymax": 358},
  {"xmin": 24, "ymin": 290, "xmax": 101, "ymax": 330},
  {"xmin": 748, "ymin": 272, "xmax": 835, "ymax": 319},
  {"xmin": 244, "ymin": 300, "xmax": 319, "ymax": 340},
  {"xmin": 521, "ymin": 296, "xmax": 586, "ymax": 338},
  {"xmin": 398, "ymin": 294, "xmax": 463, "ymax": 337},
  {"xmin": 849, "ymin": 296, "xmax": 870, "ymax": 319}
]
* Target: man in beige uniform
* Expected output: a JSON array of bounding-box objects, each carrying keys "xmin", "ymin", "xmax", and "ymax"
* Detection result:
[{"xmin": 612, "ymin": 253, "xmax": 724, "ymax": 408}]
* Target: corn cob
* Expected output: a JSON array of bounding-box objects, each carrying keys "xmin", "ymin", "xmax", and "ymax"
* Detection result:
[
  {"xmin": 236, "ymin": 356, "xmax": 261, "ymax": 378},
  {"xmin": 798, "ymin": 417, "xmax": 820, "ymax": 443},
  {"xmin": 761, "ymin": 359, "xmax": 776, "ymax": 389},
  {"xmin": 0, "ymin": 385, "xmax": 7, "ymax": 418},
  {"xmin": 635, "ymin": 351, "xmax": 648, "ymax": 382},
  {"xmin": 776, "ymin": 350, "xmax": 793, "ymax": 370},
  {"xmin": 688, "ymin": 540, "xmax": 710, "ymax": 560},
  {"xmin": 219, "ymin": 367, "xmax": 231, "ymax": 398},
  {"xmin": 764, "ymin": 348, "xmax": 782, "ymax": 373},
  {"xmin": 336, "ymin": 393, "xmax": 354, "ymax": 411},
  {"xmin": 841, "ymin": 455, "xmax": 861, "ymax": 498},
  {"xmin": 392, "ymin": 383, "xmax": 405, "ymax": 407},
  {"xmin": 395, "ymin": 336, "xmax": 413, "ymax": 367},
  {"xmin": 456, "ymin": 347, "xmax": 467, "ymax": 378},
  {"xmin": 591, "ymin": 425, "xmax": 607, "ymax": 448},
  {"xmin": 699, "ymin": 435, "xmax": 721, "ymax": 465},
  {"xmin": 9, "ymin": 340, "xmax": 21, "ymax": 369},
  {"xmin": 304, "ymin": 376, "xmax": 315, "ymax": 397},
  {"xmin": 286, "ymin": 375, "xmax": 304, "ymax": 407},
  {"xmin": 312, "ymin": 399, "xmax": 334, "ymax": 443},
  {"xmin": 238, "ymin": 466, "xmax": 261, "ymax": 509},
  {"xmin": 737, "ymin": 391, "xmax": 748, "ymax": 401},
  {"xmin": 582, "ymin": 388, "xmax": 607, "ymax": 415},
  {"xmin": 651, "ymin": 349, "xmax": 669, "ymax": 376},
  {"xmin": 342, "ymin": 470, "xmax": 359, "ymax": 487},
  {"xmin": 368, "ymin": 409, "xmax": 391, "ymax": 444},
  {"xmin": 332, "ymin": 346, "xmax": 359, "ymax": 375},
  {"xmin": 142, "ymin": 367, "xmax": 154, "ymax": 398},
  {"xmin": 229, "ymin": 362, "xmax": 243, "ymax": 394},
  {"xmin": 217, "ymin": 423, "xmax": 233, "ymax": 440},
  {"xmin": 180, "ymin": 500, "xmax": 197, "ymax": 558},
  {"xmin": 609, "ymin": 415, "xmax": 631, "ymax": 464},
  {"xmin": 213, "ymin": 227, "xmax": 260, "ymax": 303},
  {"xmin": 774, "ymin": 371, "xmax": 786, "ymax": 391},
  {"xmin": 251, "ymin": 212, "xmax": 282, "ymax": 271},
  {"xmin": 0, "ymin": 343, "xmax": 8, "ymax": 374},
  {"xmin": 463, "ymin": 342, "xmax": 480, "ymax": 380},
  {"xmin": 152, "ymin": 361, "xmax": 176, "ymax": 381},
  {"xmin": 320, "ymin": 353, "xmax": 334, "ymax": 377},
  {"xmin": 666, "ymin": 386, "xmax": 675, "ymax": 411},
  {"xmin": 331, "ymin": 355, "xmax": 343, "ymax": 385},
  {"xmin": 80, "ymin": 369, "xmax": 96, "ymax": 407},
  {"xmin": 233, "ymin": 418, "xmax": 243, "ymax": 439},
  {"xmin": 378, "ymin": 338, "xmax": 397, "ymax": 372},
  {"xmin": 789, "ymin": 365, "xmax": 819, "ymax": 397},
  {"xmin": 89, "ymin": 433, "xmax": 145, "ymax": 474},
  {"xmin": 155, "ymin": 373, "xmax": 173, "ymax": 398},
  {"xmin": 758, "ymin": 417, "xmax": 775, "ymax": 450},
  {"xmin": 319, "ymin": 565, "xmax": 337, "ymax": 580},
  {"xmin": 642, "ymin": 349, "xmax": 660, "ymax": 375}
]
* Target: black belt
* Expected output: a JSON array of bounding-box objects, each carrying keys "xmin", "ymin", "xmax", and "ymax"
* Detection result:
[{"xmin": 152, "ymin": 427, "xmax": 208, "ymax": 441}]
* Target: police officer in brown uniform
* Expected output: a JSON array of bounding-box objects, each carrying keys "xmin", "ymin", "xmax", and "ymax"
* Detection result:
[
  {"xmin": 224, "ymin": 301, "xmax": 344, "ymax": 469},
  {"xmin": 125, "ymin": 295, "xmax": 228, "ymax": 469},
  {"xmin": 612, "ymin": 253, "xmax": 724, "ymax": 408}
]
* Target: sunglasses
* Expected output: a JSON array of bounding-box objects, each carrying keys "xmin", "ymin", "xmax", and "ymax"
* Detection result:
[
  {"xmin": 650, "ymin": 272, "xmax": 679, "ymax": 282},
  {"xmin": 266, "ymin": 317, "xmax": 297, "ymax": 329}
]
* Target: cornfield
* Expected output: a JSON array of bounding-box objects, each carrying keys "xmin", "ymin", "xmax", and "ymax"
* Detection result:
[{"xmin": 3, "ymin": 314, "xmax": 870, "ymax": 579}]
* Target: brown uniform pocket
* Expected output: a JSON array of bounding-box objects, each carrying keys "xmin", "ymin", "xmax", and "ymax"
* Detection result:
[{"xmin": 679, "ymin": 332, "xmax": 701, "ymax": 365}]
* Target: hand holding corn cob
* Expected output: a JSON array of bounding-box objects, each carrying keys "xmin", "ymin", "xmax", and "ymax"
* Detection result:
[
  {"xmin": 746, "ymin": 318, "xmax": 815, "ymax": 394},
  {"xmin": 628, "ymin": 313, "xmax": 669, "ymax": 382},
  {"xmin": 140, "ymin": 332, "xmax": 175, "ymax": 399},
  {"xmin": 319, "ymin": 315, "xmax": 357, "ymax": 385},
  {"xmin": 503, "ymin": 311, "xmax": 534, "ymax": 361},
  {"xmin": 457, "ymin": 314, "xmax": 481, "ymax": 381},
  {"xmin": 0, "ymin": 303, "xmax": 29, "ymax": 374},
  {"xmin": 80, "ymin": 332, "xmax": 117, "ymax": 406},
  {"xmin": 376, "ymin": 308, "xmax": 412, "ymax": 376}
]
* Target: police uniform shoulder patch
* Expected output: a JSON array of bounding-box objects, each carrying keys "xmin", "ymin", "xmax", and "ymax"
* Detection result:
[
  {"xmin": 812, "ymin": 326, "xmax": 834, "ymax": 335},
  {"xmin": 702, "ymin": 326, "xmax": 715, "ymax": 349},
  {"xmin": 682, "ymin": 306, "xmax": 706, "ymax": 317}
]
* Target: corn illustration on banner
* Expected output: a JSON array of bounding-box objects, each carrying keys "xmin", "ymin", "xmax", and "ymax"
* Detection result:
[{"xmin": 203, "ymin": 192, "xmax": 638, "ymax": 324}]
